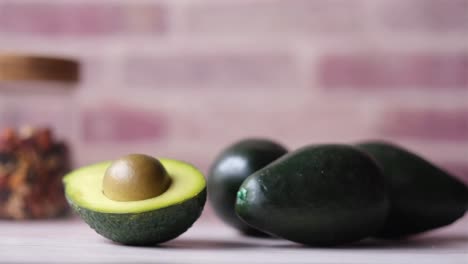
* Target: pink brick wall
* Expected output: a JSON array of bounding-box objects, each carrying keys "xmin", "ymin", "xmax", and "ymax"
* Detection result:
[{"xmin": 0, "ymin": 0, "xmax": 467, "ymax": 222}]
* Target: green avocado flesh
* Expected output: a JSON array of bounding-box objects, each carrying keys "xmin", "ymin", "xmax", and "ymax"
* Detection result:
[
  {"xmin": 235, "ymin": 144, "xmax": 389, "ymax": 246},
  {"xmin": 357, "ymin": 141, "xmax": 468, "ymax": 238},
  {"xmin": 63, "ymin": 158, "xmax": 206, "ymax": 245}
]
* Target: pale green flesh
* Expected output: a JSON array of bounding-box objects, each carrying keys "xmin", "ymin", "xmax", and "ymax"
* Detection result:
[{"xmin": 63, "ymin": 158, "xmax": 206, "ymax": 214}]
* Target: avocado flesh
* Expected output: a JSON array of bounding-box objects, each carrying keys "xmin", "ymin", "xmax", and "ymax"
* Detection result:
[
  {"xmin": 235, "ymin": 144, "xmax": 389, "ymax": 246},
  {"xmin": 64, "ymin": 158, "xmax": 206, "ymax": 245},
  {"xmin": 208, "ymin": 138, "xmax": 287, "ymax": 236},
  {"xmin": 357, "ymin": 141, "xmax": 468, "ymax": 238}
]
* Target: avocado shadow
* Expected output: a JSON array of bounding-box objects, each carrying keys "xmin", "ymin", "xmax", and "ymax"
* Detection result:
[
  {"xmin": 159, "ymin": 238, "xmax": 258, "ymax": 249},
  {"xmin": 103, "ymin": 237, "xmax": 295, "ymax": 249},
  {"xmin": 265, "ymin": 233, "xmax": 468, "ymax": 249},
  {"xmin": 329, "ymin": 233, "xmax": 468, "ymax": 250},
  {"xmin": 104, "ymin": 239, "xmax": 255, "ymax": 249},
  {"xmin": 103, "ymin": 233, "xmax": 468, "ymax": 250}
]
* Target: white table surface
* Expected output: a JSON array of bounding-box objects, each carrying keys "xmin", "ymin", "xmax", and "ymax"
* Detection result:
[{"xmin": 0, "ymin": 215, "xmax": 467, "ymax": 264}]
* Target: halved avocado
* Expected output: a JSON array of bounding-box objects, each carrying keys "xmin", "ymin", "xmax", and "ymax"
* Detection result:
[{"xmin": 63, "ymin": 158, "xmax": 206, "ymax": 245}]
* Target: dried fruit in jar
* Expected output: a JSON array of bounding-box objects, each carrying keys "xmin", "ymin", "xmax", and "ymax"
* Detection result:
[{"xmin": 0, "ymin": 127, "xmax": 71, "ymax": 219}]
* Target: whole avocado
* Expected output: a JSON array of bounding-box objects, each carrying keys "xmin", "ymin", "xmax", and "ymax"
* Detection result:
[
  {"xmin": 357, "ymin": 141, "xmax": 468, "ymax": 238},
  {"xmin": 208, "ymin": 138, "xmax": 287, "ymax": 236},
  {"xmin": 235, "ymin": 144, "xmax": 389, "ymax": 246}
]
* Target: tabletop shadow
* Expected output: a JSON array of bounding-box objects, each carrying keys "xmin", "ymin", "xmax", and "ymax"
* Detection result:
[
  {"xmin": 160, "ymin": 238, "xmax": 258, "ymax": 249},
  {"xmin": 103, "ymin": 237, "xmax": 294, "ymax": 249},
  {"xmin": 103, "ymin": 233, "xmax": 468, "ymax": 250},
  {"xmin": 332, "ymin": 233, "xmax": 468, "ymax": 250}
]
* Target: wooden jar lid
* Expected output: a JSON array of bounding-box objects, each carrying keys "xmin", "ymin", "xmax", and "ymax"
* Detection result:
[{"xmin": 0, "ymin": 54, "xmax": 79, "ymax": 83}]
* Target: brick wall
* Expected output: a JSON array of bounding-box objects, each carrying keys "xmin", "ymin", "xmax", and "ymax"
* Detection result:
[{"xmin": 0, "ymin": 0, "xmax": 467, "ymax": 221}]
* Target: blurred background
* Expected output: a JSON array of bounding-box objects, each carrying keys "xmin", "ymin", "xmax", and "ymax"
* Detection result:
[{"xmin": 0, "ymin": 0, "xmax": 467, "ymax": 221}]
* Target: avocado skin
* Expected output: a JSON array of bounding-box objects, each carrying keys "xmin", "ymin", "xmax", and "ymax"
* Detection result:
[
  {"xmin": 208, "ymin": 138, "xmax": 287, "ymax": 236},
  {"xmin": 236, "ymin": 144, "xmax": 389, "ymax": 246},
  {"xmin": 67, "ymin": 189, "xmax": 206, "ymax": 245},
  {"xmin": 357, "ymin": 141, "xmax": 468, "ymax": 238}
]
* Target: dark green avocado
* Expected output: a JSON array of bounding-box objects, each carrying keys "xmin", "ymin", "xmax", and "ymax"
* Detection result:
[
  {"xmin": 208, "ymin": 138, "xmax": 287, "ymax": 236},
  {"xmin": 357, "ymin": 141, "xmax": 468, "ymax": 238},
  {"xmin": 235, "ymin": 144, "xmax": 389, "ymax": 246}
]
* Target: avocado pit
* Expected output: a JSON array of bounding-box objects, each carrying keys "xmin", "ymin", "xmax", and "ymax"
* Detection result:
[{"xmin": 102, "ymin": 154, "xmax": 171, "ymax": 201}]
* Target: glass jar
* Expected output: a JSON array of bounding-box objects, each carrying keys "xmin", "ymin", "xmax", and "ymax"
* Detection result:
[{"xmin": 0, "ymin": 54, "xmax": 80, "ymax": 219}]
